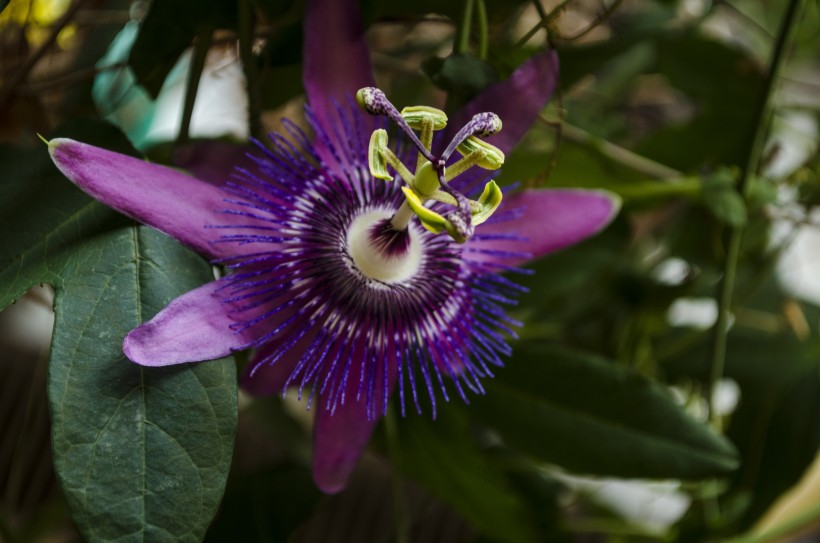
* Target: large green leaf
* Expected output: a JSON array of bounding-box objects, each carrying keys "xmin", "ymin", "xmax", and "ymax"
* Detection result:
[
  {"xmin": 0, "ymin": 142, "xmax": 237, "ymax": 542},
  {"xmin": 394, "ymin": 407, "xmax": 538, "ymax": 543},
  {"xmin": 473, "ymin": 344, "xmax": 738, "ymax": 479}
]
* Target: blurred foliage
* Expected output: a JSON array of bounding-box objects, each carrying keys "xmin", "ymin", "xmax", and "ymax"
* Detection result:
[{"xmin": 1, "ymin": 0, "xmax": 820, "ymax": 542}]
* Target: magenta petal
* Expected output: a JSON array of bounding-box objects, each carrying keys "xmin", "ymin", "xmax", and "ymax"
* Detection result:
[
  {"xmin": 312, "ymin": 352, "xmax": 397, "ymax": 494},
  {"xmin": 444, "ymin": 49, "xmax": 559, "ymax": 155},
  {"xmin": 124, "ymin": 281, "xmax": 250, "ymax": 366},
  {"xmin": 312, "ymin": 398, "xmax": 380, "ymax": 494},
  {"xmin": 303, "ymin": 0, "xmax": 375, "ymax": 130},
  {"xmin": 49, "ymin": 138, "xmax": 250, "ymax": 260},
  {"xmin": 474, "ymin": 189, "xmax": 621, "ymax": 267}
]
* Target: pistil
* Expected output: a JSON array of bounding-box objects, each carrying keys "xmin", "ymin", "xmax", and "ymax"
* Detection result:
[{"xmin": 356, "ymin": 87, "xmax": 506, "ymax": 243}]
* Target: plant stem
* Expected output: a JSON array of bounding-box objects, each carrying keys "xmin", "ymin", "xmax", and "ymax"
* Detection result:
[
  {"xmin": 476, "ymin": 0, "xmax": 488, "ymax": 59},
  {"xmin": 705, "ymin": 0, "xmax": 804, "ymax": 419},
  {"xmin": 238, "ymin": 0, "xmax": 262, "ymax": 139},
  {"xmin": 177, "ymin": 27, "xmax": 212, "ymax": 146},
  {"xmin": 456, "ymin": 0, "xmax": 475, "ymax": 54},
  {"xmin": 554, "ymin": 120, "xmax": 683, "ymax": 179}
]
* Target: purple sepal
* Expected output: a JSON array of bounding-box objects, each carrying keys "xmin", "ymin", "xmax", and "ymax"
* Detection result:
[
  {"xmin": 48, "ymin": 138, "xmax": 248, "ymax": 260},
  {"xmin": 441, "ymin": 49, "xmax": 559, "ymax": 156},
  {"xmin": 312, "ymin": 353, "xmax": 397, "ymax": 494},
  {"xmin": 476, "ymin": 189, "xmax": 621, "ymax": 267},
  {"xmin": 124, "ymin": 281, "xmax": 254, "ymax": 366},
  {"xmin": 304, "ymin": 0, "xmax": 375, "ymax": 169}
]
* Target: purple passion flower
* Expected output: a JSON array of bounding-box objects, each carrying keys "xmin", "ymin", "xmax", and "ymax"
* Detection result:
[{"xmin": 47, "ymin": 0, "xmax": 621, "ymax": 493}]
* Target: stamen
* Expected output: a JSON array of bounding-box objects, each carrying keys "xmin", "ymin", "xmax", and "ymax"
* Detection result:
[
  {"xmin": 356, "ymin": 87, "xmax": 436, "ymax": 163},
  {"xmin": 357, "ymin": 87, "xmax": 506, "ymax": 243},
  {"xmin": 441, "ymin": 112, "xmax": 502, "ymax": 162}
]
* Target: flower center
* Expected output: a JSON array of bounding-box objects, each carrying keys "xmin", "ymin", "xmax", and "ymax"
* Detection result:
[
  {"xmin": 356, "ymin": 87, "xmax": 506, "ymax": 243},
  {"xmin": 347, "ymin": 210, "xmax": 422, "ymax": 283}
]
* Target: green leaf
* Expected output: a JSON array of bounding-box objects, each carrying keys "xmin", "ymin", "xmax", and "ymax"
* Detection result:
[
  {"xmin": 473, "ymin": 344, "xmax": 738, "ymax": 479},
  {"xmin": 0, "ymin": 0, "xmax": 10, "ymax": 14},
  {"xmin": 0, "ymin": 142, "xmax": 237, "ymax": 542},
  {"xmin": 393, "ymin": 407, "xmax": 538, "ymax": 543},
  {"xmin": 422, "ymin": 53, "xmax": 498, "ymax": 111},
  {"xmin": 129, "ymin": 0, "xmax": 238, "ymax": 98}
]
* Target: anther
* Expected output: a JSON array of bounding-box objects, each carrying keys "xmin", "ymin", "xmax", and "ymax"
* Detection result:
[{"xmin": 442, "ymin": 112, "xmax": 502, "ymax": 161}]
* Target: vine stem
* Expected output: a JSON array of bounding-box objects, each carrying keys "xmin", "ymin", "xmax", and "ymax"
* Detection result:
[
  {"xmin": 706, "ymin": 0, "xmax": 804, "ymax": 420},
  {"xmin": 0, "ymin": 0, "xmax": 87, "ymax": 110},
  {"xmin": 456, "ymin": 0, "xmax": 475, "ymax": 54},
  {"xmin": 238, "ymin": 0, "xmax": 262, "ymax": 139},
  {"xmin": 177, "ymin": 27, "xmax": 212, "ymax": 146}
]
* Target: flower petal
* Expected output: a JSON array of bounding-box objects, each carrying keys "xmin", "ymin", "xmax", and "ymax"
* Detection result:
[
  {"xmin": 123, "ymin": 280, "xmax": 257, "ymax": 366},
  {"xmin": 48, "ymin": 138, "xmax": 251, "ymax": 260},
  {"xmin": 472, "ymin": 189, "xmax": 621, "ymax": 267},
  {"xmin": 303, "ymin": 0, "xmax": 375, "ymax": 131},
  {"xmin": 312, "ymin": 398, "xmax": 378, "ymax": 494},
  {"xmin": 443, "ymin": 49, "xmax": 559, "ymax": 155},
  {"xmin": 312, "ymin": 351, "xmax": 397, "ymax": 494},
  {"xmin": 302, "ymin": 0, "xmax": 378, "ymax": 179}
]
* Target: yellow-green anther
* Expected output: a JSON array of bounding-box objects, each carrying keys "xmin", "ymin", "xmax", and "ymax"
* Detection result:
[
  {"xmin": 471, "ymin": 180, "xmax": 503, "ymax": 226},
  {"xmin": 401, "ymin": 187, "xmax": 447, "ymax": 233},
  {"xmin": 400, "ymin": 106, "xmax": 448, "ymax": 131},
  {"xmin": 368, "ymin": 129, "xmax": 393, "ymax": 181},
  {"xmin": 456, "ymin": 136, "xmax": 505, "ymax": 170}
]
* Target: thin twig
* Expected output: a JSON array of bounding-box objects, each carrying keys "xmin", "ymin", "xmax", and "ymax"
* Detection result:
[
  {"xmin": 0, "ymin": 0, "xmax": 87, "ymax": 109},
  {"xmin": 547, "ymin": 118, "xmax": 684, "ymax": 179},
  {"xmin": 238, "ymin": 0, "xmax": 262, "ymax": 139},
  {"xmin": 562, "ymin": 0, "xmax": 626, "ymax": 43},
  {"xmin": 706, "ymin": 0, "xmax": 805, "ymax": 420},
  {"xmin": 176, "ymin": 28, "xmax": 212, "ymax": 146}
]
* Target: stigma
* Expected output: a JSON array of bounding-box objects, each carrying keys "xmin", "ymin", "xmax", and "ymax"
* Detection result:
[{"xmin": 356, "ymin": 87, "xmax": 505, "ymax": 243}]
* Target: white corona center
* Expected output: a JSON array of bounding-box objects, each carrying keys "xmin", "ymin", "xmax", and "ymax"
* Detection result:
[{"xmin": 347, "ymin": 210, "xmax": 423, "ymax": 283}]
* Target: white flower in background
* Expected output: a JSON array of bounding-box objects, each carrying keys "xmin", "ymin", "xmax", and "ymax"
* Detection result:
[{"xmin": 92, "ymin": 20, "xmax": 248, "ymax": 151}]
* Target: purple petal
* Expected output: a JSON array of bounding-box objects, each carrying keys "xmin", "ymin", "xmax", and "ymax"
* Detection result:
[
  {"xmin": 303, "ymin": 0, "xmax": 375, "ymax": 130},
  {"xmin": 123, "ymin": 281, "xmax": 255, "ymax": 366},
  {"xmin": 303, "ymin": 0, "xmax": 377, "ymax": 175},
  {"xmin": 48, "ymin": 138, "xmax": 253, "ymax": 260},
  {"xmin": 443, "ymin": 49, "xmax": 559, "ymax": 155},
  {"xmin": 473, "ymin": 189, "xmax": 621, "ymax": 267},
  {"xmin": 312, "ymin": 353, "xmax": 397, "ymax": 494},
  {"xmin": 312, "ymin": 397, "xmax": 380, "ymax": 494}
]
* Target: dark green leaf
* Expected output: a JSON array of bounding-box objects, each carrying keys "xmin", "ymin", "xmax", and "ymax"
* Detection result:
[
  {"xmin": 422, "ymin": 53, "xmax": 498, "ymax": 110},
  {"xmin": 129, "ymin": 0, "xmax": 238, "ymax": 98},
  {"xmin": 204, "ymin": 462, "xmax": 320, "ymax": 543},
  {"xmin": 474, "ymin": 344, "xmax": 738, "ymax": 479},
  {"xmin": 0, "ymin": 142, "xmax": 237, "ymax": 542},
  {"xmin": 49, "ymin": 226, "xmax": 237, "ymax": 543},
  {"xmin": 0, "ymin": 0, "xmax": 10, "ymax": 14},
  {"xmin": 394, "ymin": 407, "xmax": 538, "ymax": 543}
]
